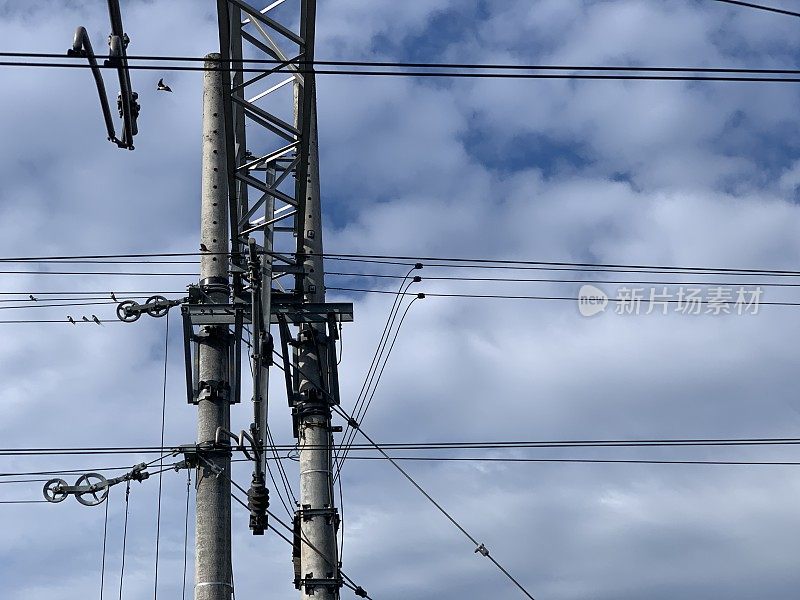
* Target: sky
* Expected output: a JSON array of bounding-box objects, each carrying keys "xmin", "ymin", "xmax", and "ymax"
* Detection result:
[{"xmin": 2, "ymin": 0, "xmax": 800, "ymax": 599}]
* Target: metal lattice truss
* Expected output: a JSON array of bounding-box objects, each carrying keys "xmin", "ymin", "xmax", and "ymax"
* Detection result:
[{"xmin": 216, "ymin": 0, "xmax": 317, "ymax": 300}]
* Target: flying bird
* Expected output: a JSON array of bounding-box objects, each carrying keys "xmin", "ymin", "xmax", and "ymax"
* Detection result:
[
  {"xmin": 92, "ymin": 315, "xmax": 101, "ymax": 325},
  {"xmin": 28, "ymin": 295, "xmax": 37, "ymax": 301},
  {"xmin": 157, "ymin": 78, "xmax": 172, "ymax": 92},
  {"xmin": 67, "ymin": 316, "xmax": 75, "ymax": 325},
  {"xmin": 200, "ymin": 243, "xmax": 210, "ymax": 252}
]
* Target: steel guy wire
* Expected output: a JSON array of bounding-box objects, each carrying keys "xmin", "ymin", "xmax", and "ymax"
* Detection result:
[
  {"xmin": 269, "ymin": 348, "xmax": 535, "ymax": 599},
  {"xmin": 330, "ymin": 404, "xmax": 536, "ymax": 600}
]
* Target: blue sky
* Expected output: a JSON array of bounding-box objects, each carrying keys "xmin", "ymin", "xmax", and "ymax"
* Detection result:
[{"xmin": 3, "ymin": 1, "xmax": 800, "ymax": 599}]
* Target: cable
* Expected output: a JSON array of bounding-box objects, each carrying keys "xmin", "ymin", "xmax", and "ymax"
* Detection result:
[
  {"xmin": 336, "ymin": 297, "xmax": 420, "ymax": 481},
  {"xmin": 152, "ymin": 314, "xmax": 170, "ymax": 600},
  {"xmin": 7, "ymin": 51, "xmax": 800, "ymax": 73},
  {"xmin": 331, "ymin": 405, "xmax": 535, "ymax": 600},
  {"xmin": 0, "ymin": 271, "xmax": 195, "ymax": 276},
  {"xmin": 327, "ymin": 286, "xmax": 800, "ymax": 308},
  {"xmin": 7, "ymin": 55, "xmax": 800, "ymax": 83},
  {"xmin": 0, "ymin": 319, "xmax": 117, "ymax": 324},
  {"xmin": 0, "ymin": 295, "xmax": 160, "ymax": 304},
  {"xmin": 118, "ymin": 481, "xmax": 131, "ymax": 600},
  {"xmin": 7, "ymin": 250, "xmax": 800, "ymax": 277},
  {"xmin": 0, "ymin": 500, "xmax": 49, "ymax": 504},
  {"xmin": 331, "ymin": 456, "xmax": 800, "ymax": 466},
  {"xmin": 11, "ymin": 436, "xmax": 800, "ymax": 456},
  {"xmin": 321, "ymin": 253, "xmax": 800, "ymax": 276},
  {"xmin": 247, "ymin": 323, "xmax": 298, "ymax": 514},
  {"xmin": 0, "ymin": 291, "xmax": 184, "ymax": 296},
  {"xmin": 228, "ymin": 482, "xmax": 373, "ymax": 599},
  {"xmin": 0, "ymin": 300, "xmax": 120, "ymax": 311},
  {"xmin": 336, "ymin": 266, "xmax": 420, "ymax": 477},
  {"xmin": 0, "ymin": 464, "xmax": 170, "ymax": 478},
  {"xmin": 100, "ymin": 489, "xmax": 110, "ymax": 600},
  {"xmin": 711, "ymin": 0, "xmax": 800, "ymax": 18},
  {"xmin": 182, "ymin": 470, "xmax": 191, "ymax": 600},
  {"xmin": 327, "ymin": 271, "xmax": 800, "ymax": 289}
]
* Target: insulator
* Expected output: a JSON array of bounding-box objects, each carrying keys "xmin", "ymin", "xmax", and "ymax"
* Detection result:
[{"xmin": 247, "ymin": 474, "xmax": 269, "ymax": 535}]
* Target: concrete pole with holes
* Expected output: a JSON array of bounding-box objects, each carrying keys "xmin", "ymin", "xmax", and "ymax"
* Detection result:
[
  {"xmin": 295, "ymin": 89, "xmax": 341, "ymax": 599},
  {"xmin": 195, "ymin": 52, "xmax": 232, "ymax": 600}
]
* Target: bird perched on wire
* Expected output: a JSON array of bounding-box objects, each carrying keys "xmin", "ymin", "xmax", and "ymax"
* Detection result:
[
  {"xmin": 67, "ymin": 316, "xmax": 75, "ymax": 325},
  {"xmin": 28, "ymin": 295, "xmax": 37, "ymax": 301},
  {"xmin": 157, "ymin": 78, "xmax": 172, "ymax": 92},
  {"xmin": 92, "ymin": 315, "xmax": 101, "ymax": 325},
  {"xmin": 110, "ymin": 292, "xmax": 117, "ymax": 302},
  {"xmin": 82, "ymin": 316, "xmax": 90, "ymax": 322}
]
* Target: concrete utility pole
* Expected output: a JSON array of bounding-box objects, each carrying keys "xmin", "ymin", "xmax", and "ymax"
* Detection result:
[
  {"xmin": 295, "ymin": 97, "xmax": 341, "ymax": 599},
  {"xmin": 195, "ymin": 53, "xmax": 232, "ymax": 600}
]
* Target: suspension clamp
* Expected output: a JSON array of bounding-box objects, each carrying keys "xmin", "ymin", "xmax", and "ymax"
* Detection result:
[
  {"xmin": 296, "ymin": 576, "xmax": 343, "ymax": 594},
  {"xmin": 296, "ymin": 505, "xmax": 340, "ymax": 529}
]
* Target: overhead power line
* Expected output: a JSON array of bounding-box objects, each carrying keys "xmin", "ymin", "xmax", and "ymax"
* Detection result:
[
  {"xmin": 327, "ymin": 287, "xmax": 800, "ymax": 308},
  {"xmin": 1, "ymin": 51, "xmax": 800, "ymax": 74},
  {"xmin": 711, "ymin": 0, "xmax": 800, "ymax": 18},
  {"xmin": 5, "ymin": 56, "xmax": 800, "ymax": 83},
  {"xmin": 328, "ymin": 271, "xmax": 800, "ymax": 288},
  {"xmin": 4, "ymin": 251, "xmax": 800, "ymax": 277},
  {"xmin": 8, "ymin": 436, "xmax": 800, "ymax": 455},
  {"xmin": 336, "ymin": 456, "xmax": 800, "ymax": 466}
]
